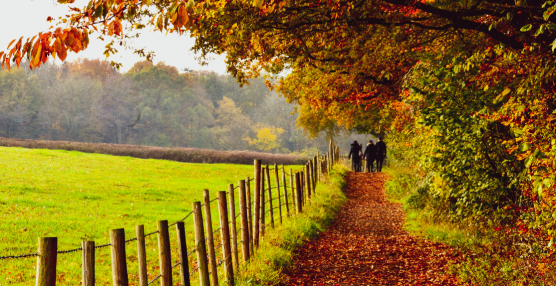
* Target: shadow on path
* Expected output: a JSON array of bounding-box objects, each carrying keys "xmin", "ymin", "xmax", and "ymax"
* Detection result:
[{"xmin": 281, "ymin": 172, "xmax": 461, "ymax": 285}]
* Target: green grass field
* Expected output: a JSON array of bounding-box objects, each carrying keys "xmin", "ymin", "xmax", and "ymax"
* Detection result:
[{"xmin": 0, "ymin": 147, "xmax": 298, "ymax": 285}]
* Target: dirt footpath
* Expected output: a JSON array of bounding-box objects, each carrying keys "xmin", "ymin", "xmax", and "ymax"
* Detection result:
[{"xmin": 281, "ymin": 172, "xmax": 461, "ymax": 286}]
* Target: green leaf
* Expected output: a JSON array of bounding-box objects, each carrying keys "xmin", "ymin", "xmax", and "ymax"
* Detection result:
[
  {"xmin": 552, "ymin": 38, "xmax": 556, "ymax": 52},
  {"xmin": 519, "ymin": 143, "xmax": 530, "ymax": 152},
  {"xmin": 535, "ymin": 25, "xmax": 546, "ymax": 36},
  {"xmin": 525, "ymin": 156, "xmax": 534, "ymax": 167},
  {"xmin": 548, "ymin": 24, "xmax": 556, "ymax": 30},
  {"xmin": 533, "ymin": 149, "xmax": 547, "ymax": 159},
  {"xmin": 520, "ymin": 24, "xmax": 533, "ymax": 32}
]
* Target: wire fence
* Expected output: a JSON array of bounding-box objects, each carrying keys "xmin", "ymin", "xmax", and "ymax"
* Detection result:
[{"xmin": 3, "ymin": 151, "xmax": 343, "ymax": 286}]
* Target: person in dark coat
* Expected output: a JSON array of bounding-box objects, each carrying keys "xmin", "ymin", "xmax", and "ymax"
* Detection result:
[
  {"xmin": 375, "ymin": 137, "xmax": 387, "ymax": 172},
  {"xmin": 363, "ymin": 140, "xmax": 377, "ymax": 172},
  {"xmin": 358, "ymin": 143, "xmax": 363, "ymax": 172},
  {"xmin": 348, "ymin": 140, "xmax": 361, "ymax": 172}
]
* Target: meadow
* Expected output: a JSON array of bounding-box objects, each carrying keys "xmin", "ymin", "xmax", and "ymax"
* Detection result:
[{"xmin": 0, "ymin": 147, "xmax": 296, "ymax": 285}]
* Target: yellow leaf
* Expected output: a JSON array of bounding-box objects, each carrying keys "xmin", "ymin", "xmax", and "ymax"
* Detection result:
[{"xmin": 32, "ymin": 44, "xmax": 42, "ymax": 67}]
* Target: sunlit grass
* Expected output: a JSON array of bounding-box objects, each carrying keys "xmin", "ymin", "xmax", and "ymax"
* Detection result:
[{"xmin": 0, "ymin": 146, "xmax": 299, "ymax": 285}]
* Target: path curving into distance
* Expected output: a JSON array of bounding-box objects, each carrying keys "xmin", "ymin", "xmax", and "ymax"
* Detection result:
[{"xmin": 282, "ymin": 172, "xmax": 461, "ymax": 285}]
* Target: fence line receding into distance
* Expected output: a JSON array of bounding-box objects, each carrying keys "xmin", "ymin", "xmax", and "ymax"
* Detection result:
[{"xmin": 2, "ymin": 140, "xmax": 343, "ymax": 286}]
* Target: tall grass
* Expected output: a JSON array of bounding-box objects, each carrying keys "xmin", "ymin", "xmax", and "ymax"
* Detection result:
[
  {"xmin": 0, "ymin": 137, "xmax": 307, "ymax": 165},
  {"xmin": 234, "ymin": 165, "xmax": 348, "ymax": 285}
]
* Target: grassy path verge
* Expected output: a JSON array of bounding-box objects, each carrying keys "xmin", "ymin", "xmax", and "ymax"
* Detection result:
[
  {"xmin": 281, "ymin": 172, "xmax": 462, "ymax": 285},
  {"xmin": 234, "ymin": 165, "xmax": 348, "ymax": 285}
]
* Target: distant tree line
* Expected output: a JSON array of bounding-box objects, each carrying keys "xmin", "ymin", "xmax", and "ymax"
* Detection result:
[{"xmin": 0, "ymin": 59, "xmax": 362, "ymax": 154}]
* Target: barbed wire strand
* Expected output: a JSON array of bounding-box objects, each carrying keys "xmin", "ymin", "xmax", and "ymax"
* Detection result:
[
  {"xmin": 145, "ymin": 230, "xmax": 159, "ymax": 237},
  {"xmin": 58, "ymin": 247, "xmax": 83, "ymax": 255},
  {"xmin": 189, "ymin": 266, "xmax": 200, "ymax": 278},
  {"xmin": 95, "ymin": 243, "xmax": 111, "ymax": 249},
  {"xmin": 125, "ymin": 237, "xmax": 138, "ymax": 244},
  {"xmin": 147, "ymin": 274, "xmax": 161, "ymax": 285},
  {"xmin": 0, "ymin": 252, "xmax": 38, "ymax": 260}
]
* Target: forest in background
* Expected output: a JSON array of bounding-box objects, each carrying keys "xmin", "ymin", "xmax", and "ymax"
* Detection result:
[{"xmin": 0, "ymin": 59, "xmax": 366, "ymax": 155}]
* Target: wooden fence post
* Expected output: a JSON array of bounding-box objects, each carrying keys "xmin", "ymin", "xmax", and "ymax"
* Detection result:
[
  {"xmin": 300, "ymin": 171, "xmax": 305, "ymax": 206},
  {"xmin": 239, "ymin": 180, "xmax": 250, "ymax": 262},
  {"xmin": 260, "ymin": 169, "xmax": 266, "ymax": 237},
  {"xmin": 228, "ymin": 184, "xmax": 239, "ymax": 270},
  {"xmin": 136, "ymin": 225, "xmax": 148, "ymax": 286},
  {"xmin": 316, "ymin": 151, "xmax": 320, "ymax": 182},
  {"xmin": 37, "ymin": 237, "xmax": 57, "ymax": 286},
  {"xmin": 176, "ymin": 222, "xmax": 191, "ymax": 286},
  {"xmin": 311, "ymin": 158, "xmax": 317, "ymax": 190},
  {"xmin": 274, "ymin": 163, "xmax": 283, "ymax": 224},
  {"xmin": 157, "ymin": 220, "xmax": 172, "ymax": 286},
  {"xmin": 281, "ymin": 165, "xmax": 289, "ymax": 216},
  {"xmin": 254, "ymin": 159, "xmax": 261, "ymax": 247},
  {"xmin": 305, "ymin": 164, "xmax": 311, "ymax": 201},
  {"xmin": 217, "ymin": 191, "xmax": 234, "ymax": 286},
  {"xmin": 82, "ymin": 241, "xmax": 95, "ymax": 286},
  {"xmin": 245, "ymin": 176, "xmax": 254, "ymax": 257},
  {"xmin": 265, "ymin": 165, "xmax": 274, "ymax": 229},
  {"xmin": 110, "ymin": 229, "xmax": 128, "ymax": 286},
  {"xmin": 289, "ymin": 168, "xmax": 295, "ymax": 212},
  {"xmin": 202, "ymin": 190, "xmax": 218, "ymax": 285},
  {"xmin": 295, "ymin": 173, "xmax": 302, "ymax": 213},
  {"xmin": 193, "ymin": 201, "xmax": 210, "ymax": 286}
]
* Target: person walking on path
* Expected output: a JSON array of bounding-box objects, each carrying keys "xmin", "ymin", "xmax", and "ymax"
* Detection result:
[
  {"xmin": 363, "ymin": 140, "xmax": 377, "ymax": 172},
  {"xmin": 376, "ymin": 137, "xmax": 387, "ymax": 172},
  {"xmin": 348, "ymin": 140, "xmax": 361, "ymax": 172},
  {"xmin": 358, "ymin": 143, "xmax": 364, "ymax": 172}
]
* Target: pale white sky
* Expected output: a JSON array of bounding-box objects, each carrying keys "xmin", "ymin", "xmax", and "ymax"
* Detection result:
[{"xmin": 0, "ymin": 0, "xmax": 228, "ymax": 73}]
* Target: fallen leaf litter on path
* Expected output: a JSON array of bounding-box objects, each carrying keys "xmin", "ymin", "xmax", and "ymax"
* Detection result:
[{"xmin": 281, "ymin": 172, "xmax": 462, "ymax": 286}]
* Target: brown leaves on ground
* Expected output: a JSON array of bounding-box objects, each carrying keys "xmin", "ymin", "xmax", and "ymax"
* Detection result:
[{"xmin": 281, "ymin": 172, "xmax": 462, "ymax": 286}]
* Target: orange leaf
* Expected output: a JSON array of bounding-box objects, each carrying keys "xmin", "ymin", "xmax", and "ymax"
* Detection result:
[
  {"xmin": 6, "ymin": 39, "xmax": 16, "ymax": 50},
  {"xmin": 31, "ymin": 44, "xmax": 42, "ymax": 67}
]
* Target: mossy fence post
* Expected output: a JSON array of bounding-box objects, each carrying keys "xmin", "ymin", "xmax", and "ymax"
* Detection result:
[
  {"xmin": 245, "ymin": 176, "xmax": 254, "ymax": 257},
  {"xmin": 217, "ymin": 191, "xmax": 234, "ymax": 286},
  {"xmin": 289, "ymin": 168, "xmax": 295, "ymax": 212},
  {"xmin": 202, "ymin": 189, "xmax": 218, "ymax": 285},
  {"xmin": 305, "ymin": 164, "xmax": 312, "ymax": 201},
  {"xmin": 193, "ymin": 201, "xmax": 210, "ymax": 286},
  {"xmin": 265, "ymin": 165, "xmax": 274, "ymax": 229},
  {"xmin": 228, "ymin": 184, "xmax": 239, "ymax": 270},
  {"xmin": 110, "ymin": 229, "xmax": 128, "ymax": 286},
  {"xmin": 37, "ymin": 237, "xmax": 57, "ymax": 286},
  {"xmin": 239, "ymin": 179, "xmax": 250, "ymax": 262},
  {"xmin": 274, "ymin": 163, "xmax": 283, "ymax": 224},
  {"xmin": 157, "ymin": 220, "xmax": 172, "ymax": 286},
  {"xmin": 253, "ymin": 159, "xmax": 261, "ymax": 248},
  {"xmin": 136, "ymin": 225, "xmax": 148, "ymax": 286},
  {"xmin": 300, "ymin": 170, "xmax": 305, "ymax": 207},
  {"xmin": 281, "ymin": 165, "xmax": 289, "ymax": 217},
  {"xmin": 260, "ymin": 169, "xmax": 266, "ymax": 237},
  {"xmin": 82, "ymin": 240, "xmax": 95, "ymax": 286}
]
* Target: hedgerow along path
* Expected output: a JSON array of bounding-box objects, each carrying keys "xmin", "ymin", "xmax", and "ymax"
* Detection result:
[
  {"xmin": 282, "ymin": 172, "xmax": 462, "ymax": 285},
  {"xmin": 0, "ymin": 143, "xmax": 341, "ymax": 285}
]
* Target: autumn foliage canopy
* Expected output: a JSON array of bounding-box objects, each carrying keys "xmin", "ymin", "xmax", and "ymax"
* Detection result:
[{"xmin": 5, "ymin": 0, "xmax": 556, "ymax": 254}]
